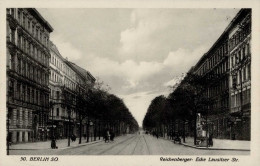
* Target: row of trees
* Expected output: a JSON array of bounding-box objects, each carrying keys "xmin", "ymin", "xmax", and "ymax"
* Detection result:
[
  {"xmin": 143, "ymin": 72, "xmax": 215, "ymax": 144},
  {"xmin": 61, "ymin": 80, "xmax": 139, "ymax": 145}
]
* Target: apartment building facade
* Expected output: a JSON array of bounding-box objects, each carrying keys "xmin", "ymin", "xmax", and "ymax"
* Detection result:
[
  {"xmin": 6, "ymin": 8, "xmax": 53, "ymax": 143},
  {"xmin": 192, "ymin": 9, "xmax": 251, "ymax": 140},
  {"xmin": 48, "ymin": 41, "xmax": 96, "ymax": 139},
  {"xmin": 228, "ymin": 9, "xmax": 251, "ymax": 140}
]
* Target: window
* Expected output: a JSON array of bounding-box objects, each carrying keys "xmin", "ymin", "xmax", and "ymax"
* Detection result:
[
  {"xmin": 32, "ymin": 89, "xmax": 34, "ymax": 104},
  {"xmin": 8, "ymin": 80, "xmax": 14, "ymax": 99},
  {"xmin": 32, "ymin": 25, "xmax": 34, "ymax": 36},
  {"xmin": 247, "ymin": 44, "xmax": 250, "ymax": 56},
  {"xmin": 28, "ymin": 21, "xmax": 30, "ymax": 31},
  {"xmin": 18, "ymin": 35, "xmax": 21, "ymax": 48},
  {"xmin": 44, "ymin": 37, "xmax": 47, "ymax": 46},
  {"xmin": 36, "ymin": 69, "xmax": 38, "ymax": 82},
  {"xmin": 25, "ymin": 40, "xmax": 29, "ymax": 53},
  {"xmin": 56, "ymin": 108, "xmax": 59, "ymax": 116},
  {"xmin": 18, "ymin": 11, "xmax": 21, "ymax": 23},
  {"xmin": 25, "ymin": 62, "xmax": 27, "ymax": 78},
  {"xmin": 27, "ymin": 87, "xmax": 30, "ymax": 103},
  {"xmin": 10, "ymin": 54, "xmax": 15, "ymax": 70},
  {"xmin": 36, "ymin": 91, "xmax": 39, "ymax": 105},
  {"xmin": 32, "ymin": 66, "xmax": 35, "ymax": 80},
  {"xmin": 45, "ymin": 74, "xmax": 48, "ymax": 85},
  {"xmin": 248, "ymin": 64, "xmax": 251, "ymax": 79},
  {"xmin": 28, "ymin": 44, "xmax": 31, "ymax": 56},
  {"xmin": 22, "ymin": 38, "xmax": 26, "ymax": 51},
  {"xmin": 10, "ymin": 8, "xmax": 15, "ymax": 17},
  {"xmin": 17, "ymin": 83, "xmax": 21, "ymax": 100},
  {"xmin": 243, "ymin": 67, "xmax": 246, "ymax": 81},
  {"xmin": 11, "ymin": 29, "xmax": 15, "ymax": 43},
  {"xmin": 23, "ymin": 16, "xmax": 26, "ymax": 27},
  {"xmin": 17, "ymin": 58, "xmax": 21, "ymax": 73},
  {"xmin": 40, "ymin": 32, "xmax": 42, "ymax": 42},
  {"xmin": 36, "ymin": 29, "xmax": 38, "ymax": 39},
  {"xmin": 30, "ymin": 65, "xmax": 33, "ymax": 79},
  {"xmin": 35, "ymin": 47, "xmax": 37, "ymax": 59},
  {"xmin": 22, "ymin": 85, "xmax": 26, "ymax": 101},
  {"xmin": 52, "ymin": 90, "xmax": 55, "ymax": 98},
  {"xmin": 21, "ymin": 60, "xmax": 25, "ymax": 76}
]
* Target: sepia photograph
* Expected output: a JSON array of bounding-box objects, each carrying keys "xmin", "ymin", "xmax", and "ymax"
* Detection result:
[{"xmin": 5, "ymin": 7, "xmax": 252, "ymax": 156}]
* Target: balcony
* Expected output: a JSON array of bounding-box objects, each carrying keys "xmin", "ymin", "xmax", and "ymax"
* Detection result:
[
  {"xmin": 50, "ymin": 116, "xmax": 63, "ymax": 121},
  {"xmin": 231, "ymin": 102, "xmax": 250, "ymax": 115},
  {"xmin": 231, "ymin": 106, "xmax": 241, "ymax": 114}
]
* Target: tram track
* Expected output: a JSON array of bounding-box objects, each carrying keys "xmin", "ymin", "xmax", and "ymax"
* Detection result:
[
  {"xmin": 142, "ymin": 135, "xmax": 151, "ymax": 155},
  {"xmin": 130, "ymin": 135, "xmax": 142, "ymax": 155},
  {"xmin": 97, "ymin": 135, "xmax": 137, "ymax": 155}
]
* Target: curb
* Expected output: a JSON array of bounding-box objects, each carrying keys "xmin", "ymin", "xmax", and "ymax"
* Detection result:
[
  {"xmin": 157, "ymin": 136, "xmax": 250, "ymax": 152},
  {"xmin": 10, "ymin": 140, "xmax": 103, "ymax": 151},
  {"xmin": 158, "ymin": 137, "xmax": 250, "ymax": 152},
  {"xmin": 181, "ymin": 143, "xmax": 250, "ymax": 151},
  {"xmin": 60, "ymin": 140, "xmax": 103, "ymax": 150}
]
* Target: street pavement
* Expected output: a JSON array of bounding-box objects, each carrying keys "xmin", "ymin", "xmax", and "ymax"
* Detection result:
[
  {"xmin": 9, "ymin": 133, "xmax": 250, "ymax": 155},
  {"xmin": 10, "ymin": 136, "xmax": 102, "ymax": 150}
]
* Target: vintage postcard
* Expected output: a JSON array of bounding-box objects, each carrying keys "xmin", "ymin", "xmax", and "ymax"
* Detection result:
[{"xmin": 0, "ymin": 0, "xmax": 260, "ymax": 166}]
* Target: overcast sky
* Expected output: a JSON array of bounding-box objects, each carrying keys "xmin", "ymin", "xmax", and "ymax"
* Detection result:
[{"xmin": 38, "ymin": 8, "xmax": 239, "ymax": 126}]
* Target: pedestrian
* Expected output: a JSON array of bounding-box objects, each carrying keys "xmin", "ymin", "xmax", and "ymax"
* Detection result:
[
  {"xmin": 106, "ymin": 130, "xmax": 110, "ymax": 142},
  {"xmin": 71, "ymin": 134, "xmax": 76, "ymax": 142},
  {"xmin": 7, "ymin": 133, "xmax": 12, "ymax": 147},
  {"xmin": 51, "ymin": 137, "xmax": 58, "ymax": 149},
  {"xmin": 208, "ymin": 133, "xmax": 213, "ymax": 147},
  {"xmin": 110, "ymin": 131, "xmax": 115, "ymax": 141}
]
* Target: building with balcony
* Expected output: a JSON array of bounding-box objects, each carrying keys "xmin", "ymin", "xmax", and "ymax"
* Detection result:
[
  {"xmin": 48, "ymin": 41, "xmax": 96, "ymax": 139},
  {"xmin": 229, "ymin": 9, "xmax": 251, "ymax": 140},
  {"xmin": 66, "ymin": 61, "xmax": 96, "ymax": 138},
  {"xmin": 6, "ymin": 8, "xmax": 53, "ymax": 143},
  {"xmin": 191, "ymin": 9, "xmax": 251, "ymax": 140}
]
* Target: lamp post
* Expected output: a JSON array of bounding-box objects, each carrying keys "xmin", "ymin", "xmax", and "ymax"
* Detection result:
[
  {"xmin": 50, "ymin": 101, "xmax": 54, "ymax": 139},
  {"xmin": 89, "ymin": 120, "xmax": 93, "ymax": 142},
  {"xmin": 86, "ymin": 116, "xmax": 89, "ymax": 143},
  {"xmin": 67, "ymin": 107, "xmax": 71, "ymax": 147}
]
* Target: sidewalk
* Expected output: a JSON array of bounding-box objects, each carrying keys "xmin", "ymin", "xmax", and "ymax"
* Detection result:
[
  {"xmin": 10, "ymin": 137, "xmax": 103, "ymax": 150},
  {"xmin": 180, "ymin": 137, "xmax": 250, "ymax": 151}
]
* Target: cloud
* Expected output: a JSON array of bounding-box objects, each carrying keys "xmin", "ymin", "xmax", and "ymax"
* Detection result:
[
  {"xmin": 119, "ymin": 9, "xmax": 172, "ymax": 61},
  {"xmin": 164, "ymin": 77, "xmax": 181, "ymax": 87},
  {"xmin": 51, "ymin": 35, "xmax": 82, "ymax": 61},
  {"xmin": 119, "ymin": 9, "xmax": 239, "ymax": 64},
  {"xmin": 163, "ymin": 46, "xmax": 208, "ymax": 73},
  {"xmin": 39, "ymin": 8, "xmax": 240, "ymax": 126},
  {"xmin": 83, "ymin": 55, "xmax": 164, "ymax": 92}
]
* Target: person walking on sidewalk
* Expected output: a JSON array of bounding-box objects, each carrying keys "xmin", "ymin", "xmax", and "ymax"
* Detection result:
[
  {"xmin": 208, "ymin": 133, "xmax": 213, "ymax": 147},
  {"xmin": 110, "ymin": 131, "xmax": 115, "ymax": 141},
  {"xmin": 51, "ymin": 137, "xmax": 58, "ymax": 149}
]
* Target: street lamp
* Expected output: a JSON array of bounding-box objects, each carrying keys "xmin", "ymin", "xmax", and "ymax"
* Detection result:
[
  {"xmin": 67, "ymin": 107, "xmax": 71, "ymax": 147},
  {"xmin": 89, "ymin": 120, "xmax": 93, "ymax": 142},
  {"xmin": 50, "ymin": 101, "xmax": 54, "ymax": 139}
]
